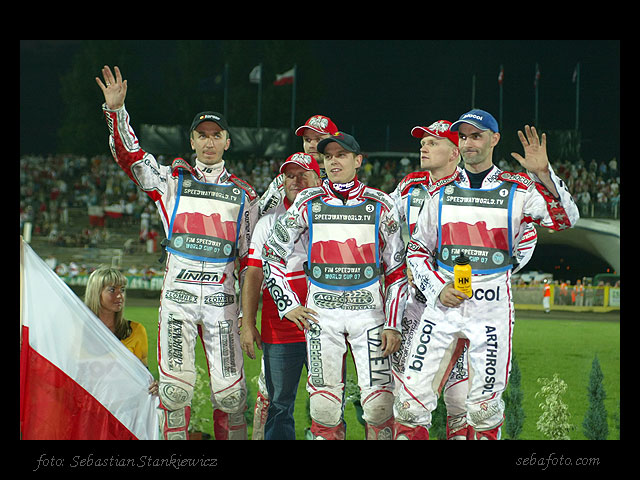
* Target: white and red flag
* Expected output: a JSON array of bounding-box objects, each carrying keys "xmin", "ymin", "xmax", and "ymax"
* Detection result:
[
  {"xmin": 273, "ymin": 67, "xmax": 295, "ymax": 86},
  {"xmin": 88, "ymin": 205, "xmax": 105, "ymax": 226},
  {"xmin": 103, "ymin": 203, "xmax": 124, "ymax": 219},
  {"xmin": 20, "ymin": 238, "xmax": 159, "ymax": 440}
]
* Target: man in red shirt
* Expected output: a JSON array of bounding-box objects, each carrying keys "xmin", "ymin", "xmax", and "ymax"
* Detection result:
[{"xmin": 241, "ymin": 153, "xmax": 322, "ymax": 439}]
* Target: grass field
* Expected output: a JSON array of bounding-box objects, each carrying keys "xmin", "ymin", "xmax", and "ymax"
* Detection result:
[{"xmin": 126, "ymin": 302, "xmax": 620, "ymax": 440}]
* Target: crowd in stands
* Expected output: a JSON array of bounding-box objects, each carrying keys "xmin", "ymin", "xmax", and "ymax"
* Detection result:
[
  {"xmin": 554, "ymin": 156, "xmax": 620, "ymax": 218},
  {"xmin": 18, "ymin": 152, "xmax": 424, "ymax": 250},
  {"xmin": 20, "ymin": 154, "xmax": 147, "ymax": 246},
  {"xmin": 20, "ymin": 151, "xmax": 619, "ymax": 280}
]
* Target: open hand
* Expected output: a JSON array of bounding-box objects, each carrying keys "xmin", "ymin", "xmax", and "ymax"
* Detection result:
[
  {"xmin": 95, "ymin": 65, "xmax": 127, "ymax": 110},
  {"xmin": 511, "ymin": 125, "xmax": 561, "ymax": 196},
  {"xmin": 510, "ymin": 125, "xmax": 549, "ymax": 177}
]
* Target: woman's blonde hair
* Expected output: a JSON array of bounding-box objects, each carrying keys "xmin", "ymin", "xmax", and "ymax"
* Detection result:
[{"xmin": 84, "ymin": 265, "xmax": 131, "ymax": 340}]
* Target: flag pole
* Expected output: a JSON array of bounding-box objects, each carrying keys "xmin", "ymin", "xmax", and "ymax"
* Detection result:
[
  {"xmin": 290, "ymin": 64, "xmax": 297, "ymax": 131},
  {"xmin": 20, "ymin": 236, "xmax": 24, "ymax": 345},
  {"xmin": 257, "ymin": 63, "xmax": 262, "ymax": 128},
  {"xmin": 498, "ymin": 65, "xmax": 504, "ymax": 130},
  {"xmin": 574, "ymin": 62, "xmax": 580, "ymax": 131},
  {"xmin": 534, "ymin": 63, "xmax": 540, "ymax": 127},
  {"xmin": 223, "ymin": 63, "xmax": 229, "ymax": 120},
  {"xmin": 471, "ymin": 74, "xmax": 476, "ymax": 108}
]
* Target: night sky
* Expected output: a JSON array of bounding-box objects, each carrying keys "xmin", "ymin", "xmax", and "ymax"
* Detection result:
[
  {"xmin": 20, "ymin": 40, "xmax": 619, "ymax": 162},
  {"xmin": 308, "ymin": 40, "xmax": 619, "ymax": 160}
]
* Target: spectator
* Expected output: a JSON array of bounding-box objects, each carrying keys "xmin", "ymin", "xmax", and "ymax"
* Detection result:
[
  {"xmin": 608, "ymin": 157, "xmax": 618, "ymax": 178},
  {"xmin": 84, "ymin": 265, "xmax": 158, "ymax": 395},
  {"xmin": 543, "ymin": 279, "xmax": 551, "ymax": 313}
]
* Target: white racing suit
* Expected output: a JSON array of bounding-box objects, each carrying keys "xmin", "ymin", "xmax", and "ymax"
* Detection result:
[
  {"xmin": 258, "ymin": 173, "xmax": 285, "ymax": 216},
  {"xmin": 103, "ymin": 104, "xmax": 258, "ymax": 439},
  {"xmin": 389, "ymin": 167, "xmax": 537, "ymax": 439},
  {"xmin": 251, "ymin": 177, "xmax": 286, "ymax": 438},
  {"xmin": 262, "ymin": 180, "xmax": 408, "ymax": 439},
  {"xmin": 258, "ymin": 166, "xmax": 328, "ymax": 216},
  {"xmin": 394, "ymin": 165, "xmax": 579, "ymax": 439}
]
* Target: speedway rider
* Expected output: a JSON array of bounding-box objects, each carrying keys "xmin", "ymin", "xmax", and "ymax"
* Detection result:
[
  {"xmin": 390, "ymin": 119, "xmax": 537, "ymax": 439},
  {"xmin": 97, "ymin": 66, "xmax": 258, "ymax": 440},
  {"xmin": 394, "ymin": 110, "xmax": 579, "ymax": 440},
  {"xmin": 262, "ymin": 132, "xmax": 408, "ymax": 439}
]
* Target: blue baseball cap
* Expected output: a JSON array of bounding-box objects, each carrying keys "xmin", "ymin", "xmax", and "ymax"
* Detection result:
[{"xmin": 450, "ymin": 109, "xmax": 499, "ymax": 133}]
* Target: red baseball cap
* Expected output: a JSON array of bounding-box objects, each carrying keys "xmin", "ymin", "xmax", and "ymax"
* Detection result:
[
  {"xmin": 295, "ymin": 115, "xmax": 338, "ymax": 136},
  {"xmin": 411, "ymin": 120, "xmax": 459, "ymax": 147},
  {"xmin": 280, "ymin": 152, "xmax": 321, "ymax": 178}
]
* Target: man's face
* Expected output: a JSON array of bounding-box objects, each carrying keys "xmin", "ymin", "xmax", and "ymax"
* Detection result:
[
  {"xmin": 322, "ymin": 142, "xmax": 362, "ymax": 184},
  {"xmin": 282, "ymin": 164, "xmax": 320, "ymax": 203},
  {"xmin": 190, "ymin": 121, "xmax": 230, "ymax": 165},
  {"xmin": 419, "ymin": 133, "xmax": 457, "ymax": 171},
  {"xmin": 457, "ymin": 123, "xmax": 500, "ymax": 170},
  {"xmin": 302, "ymin": 128, "xmax": 331, "ymax": 164}
]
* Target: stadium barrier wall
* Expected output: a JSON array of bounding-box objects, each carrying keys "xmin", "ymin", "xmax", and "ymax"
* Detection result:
[
  {"xmin": 512, "ymin": 284, "xmax": 619, "ymax": 312},
  {"xmin": 60, "ymin": 275, "xmax": 619, "ymax": 313}
]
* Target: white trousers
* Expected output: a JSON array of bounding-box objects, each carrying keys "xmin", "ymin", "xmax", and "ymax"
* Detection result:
[{"xmin": 394, "ymin": 275, "xmax": 514, "ymax": 432}]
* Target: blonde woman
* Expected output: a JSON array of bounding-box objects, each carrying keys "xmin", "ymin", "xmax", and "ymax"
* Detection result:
[{"xmin": 85, "ymin": 265, "xmax": 158, "ymax": 395}]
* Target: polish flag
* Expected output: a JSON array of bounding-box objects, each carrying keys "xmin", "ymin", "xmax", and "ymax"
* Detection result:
[
  {"xmin": 20, "ymin": 238, "xmax": 159, "ymax": 440},
  {"xmin": 274, "ymin": 67, "xmax": 295, "ymax": 86},
  {"xmin": 88, "ymin": 205, "xmax": 105, "ymax": 227},
  {"xmin": 104, "ymin": 203, "xmax": 124, "ymax": 219}
]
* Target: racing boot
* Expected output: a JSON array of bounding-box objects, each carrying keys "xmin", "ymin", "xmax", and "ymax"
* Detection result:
[
  {"xmin": 365, "ymin": 417, "xmax": 394, "ymax": 440},
  {"xmin": 160, "ymin": 405, "xmax": 191, "ymax": 440},
  {"xmin": 213, "ymin": 409, "xmax": 248, "ymax": 440},
  {"xmin": 394, "ymin": 422, "xmax": 429, "ymax": 440},
  {"xmin": 251, "ymin": 391, "xmax": 270, "ymax": 440},
  {"xmin": 466, "ymin": 425, "xmax": 476, "ymax": 439},
  {"xmin": 472, "ymin": 426, "xmax": 501, "ymax": 440},
  {"xmin": 446, "ymin": 413, "xmax": 470, "ymax": 440},
  {"xmin": 310, "ymin": 420, "xmax": 346, "ymax": 440}
]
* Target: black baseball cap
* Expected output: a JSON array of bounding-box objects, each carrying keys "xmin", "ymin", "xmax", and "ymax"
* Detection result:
[
  {"xmin": 317, "ymin": 132, "xmax": 361, "ymax": 155},
  {"xmin": 190, "ymin": 111, "xmax": 229, "ymax": 132}
]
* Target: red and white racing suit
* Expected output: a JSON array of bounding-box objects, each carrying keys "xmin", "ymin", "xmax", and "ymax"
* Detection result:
[
  {"xmin": 394, "ymin": 165, "xmax": 578, "ymax": 439},
  {"xmin": 262, "ymin": 179, "xmax": 408, "ymax": 439},
  {"xmin": 389, "ymin": 167, "xmax": 537, "ymax": 439},
  {"xmin": 103, "ymin": 104, "xmax": 258, "ymax": 440}
]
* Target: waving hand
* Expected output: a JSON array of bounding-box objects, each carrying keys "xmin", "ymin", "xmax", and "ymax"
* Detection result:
[
  {"xmin": 95, "ymin": 65, "xmax": 127, "ymax": 110},
  {"xmin": 510, "ymin": 125, "xmax": 559, "ymax": 197}
]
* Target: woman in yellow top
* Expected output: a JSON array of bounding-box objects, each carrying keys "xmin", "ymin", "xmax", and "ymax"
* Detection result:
[{"xmin": 85, "ymin": 265, "xmax": 158, "ymax": 395}]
